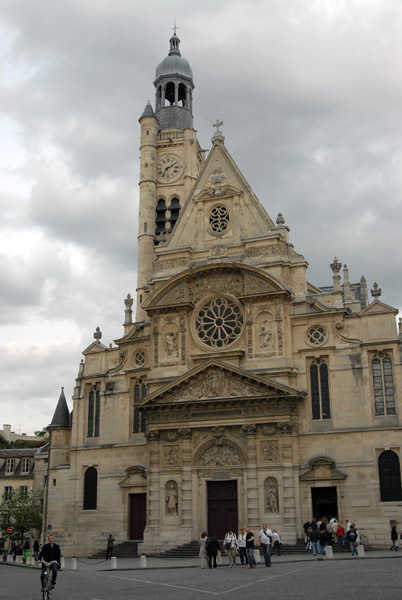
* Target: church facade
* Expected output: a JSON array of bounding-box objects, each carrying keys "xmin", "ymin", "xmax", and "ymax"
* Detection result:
[{"xmin": 46, "ymin": 34, "xmax": 402, "ymax": 556}]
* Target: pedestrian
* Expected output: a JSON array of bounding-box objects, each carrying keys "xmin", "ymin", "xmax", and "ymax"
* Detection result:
[
  {"xmin": 272, "ymin": 530, "xmax": 281, "ymax": 556},
  {"xmin": 237, "ymin": 527, "xmax": 248, "ymax": 565},
  {"xmin": 303, "ymin": 520, "xmax": 311, "ymax": 542},
  {"xmin": 106, "ymin": 534, "xmax": 115, "ymax": 560},
  {"xmin": 38, "ymin": 535, "xmax": 61, "ymax": 590},
  {"xmin": 245, "ymin": 526, "xmax": 257, "ymax": 568},
  {"xmin": 206, "ymin": 533, "xmax": 220, "ymax": 569},
  {"xmin": 223, "ymin": 528, "xmax": 238, "ymax": 567},
  {"xmin": 390, "ymin": 526, "xmax": 399, "ymax": 551},
  {"xmin": 310, "ymin": 527, "xmax": 320, "ymax": 556},
  {"xmin": 258, "ymin": 523, "xmax": 274, "ymax": 567},
  {"xmin": 326, "ymin": 521, "xmax": 333, "ymax": 546},
  {"xmin": 199, "ymin": 531, "xmax": 208, "ymax": 568},
  {"xmin": 33, "ymin": 540, "xmax": 40, "ymax": 560},
  {"xmin": 310, "ymin": 517, "xmax": 318, "ymax": 531},
  {"xmin": 346, "ymin": 525, "xmax": 358, "ymax": 556},
  {"xmin": 336, "ymin": 523, "xmax": 345, "ymax": 546},
  {"xmin": 319, "ymin": 528, "xmax": 328, "ymax": 555}
]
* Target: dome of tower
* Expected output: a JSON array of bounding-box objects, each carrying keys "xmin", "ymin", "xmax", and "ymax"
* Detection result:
[{"xmin": 154, "ymin": 34, "xmax": 193, "ymax": 83}]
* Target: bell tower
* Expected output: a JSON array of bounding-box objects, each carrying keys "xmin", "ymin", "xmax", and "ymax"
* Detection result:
[{"xmin": 136, "ymin": 33, "xmax": 204, "ymax": 322}]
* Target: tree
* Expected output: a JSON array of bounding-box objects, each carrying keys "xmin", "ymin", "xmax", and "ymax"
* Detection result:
[{"xmin": 0, "ymin": 487, "xmax": 43, "ymax": 542}]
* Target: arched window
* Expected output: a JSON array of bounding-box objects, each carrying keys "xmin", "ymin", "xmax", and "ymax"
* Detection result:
[
  {"xmin": 155, "ymin": 199, "xmax": 167, "ymax": 235},
  {"xmin": 87, "ymin": 388, "xmax": 100, "ymax": 438},
  {"xmin": 168, "ymin": 197, "xmax": 181, "ymax": 230},
  {"xmin": 133, "ymin": 381, "xmax": 147, "ymax": 434},
  {"xmin": 178, "ymin": 83, "xmax": 187, "ymax": 107},
  {"xmin": 310, "ymin": 359, "xmax": 331, "ymax": 420},
  {"xmin": 83, "ymin": 466, "xmax": 98, "ymax": 510},
  {"xmin": 372, "ymin": 353, "xmax": 396, "ymax": 416},
  {"xmin": 165, "ymin": 82, "xmax": 175, "ymax": 106},
  {"xmin": 378, "ymin": 450, "xmax": 402, "ymax": 502}
]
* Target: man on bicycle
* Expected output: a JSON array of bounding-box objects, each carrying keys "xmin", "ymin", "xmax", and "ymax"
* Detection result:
[{"xmin": 38, "ymin": 535, "xmax": 61, "ymax": 589}]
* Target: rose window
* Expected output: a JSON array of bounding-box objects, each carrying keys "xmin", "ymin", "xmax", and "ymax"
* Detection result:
[
  {"xmin": 307, "ymin": 326, "xmax": 326, "ymax": 346},
  {"xmin": 195, "ymin": 296, "xmax": 243, "ymax": 348},
  {"xmin": 209, "ymin": 205, "xmax": 229, "ymax": 233}
]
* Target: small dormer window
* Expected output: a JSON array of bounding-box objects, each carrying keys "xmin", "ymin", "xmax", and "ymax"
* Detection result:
[
  {"xmin": 6, "ymin": 458, "xmax": 14, "ymax": 473},
  {"xmin": 22, "ymin": 458, "xmax": 30, "ymax": 473}
]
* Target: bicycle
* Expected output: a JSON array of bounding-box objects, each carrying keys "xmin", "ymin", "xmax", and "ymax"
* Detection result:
[{"xmin": 40, "ymin": 560, "xmax": 58, "ymax": 599}]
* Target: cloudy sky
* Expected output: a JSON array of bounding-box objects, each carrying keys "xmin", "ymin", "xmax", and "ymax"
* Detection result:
[{"xmin": 0, "ymin": 0, "xmax": 401, "ymax": 434}]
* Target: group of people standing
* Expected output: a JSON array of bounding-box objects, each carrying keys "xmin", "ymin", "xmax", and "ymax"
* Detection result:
[
  {"xmin": 199, "ymin": 523, "xmax": 281, "ymax": 569},
  {"xmin": 305, "ymin": 517, "xmax": 360, "ymax": 556}
]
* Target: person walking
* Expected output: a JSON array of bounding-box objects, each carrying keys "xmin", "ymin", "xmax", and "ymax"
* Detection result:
[
  {"xmin": 33, "ymin": 540, "xmax": 40, "ymax": 560},
  {"xmin": 346, "ymin": 525, "xmax": 358, "ymax": 556},
  {"xmin": 319, "ymin": 528, "xmax": 328, "ymax": 555},
  {"xmin": 258, "ymin": 523, "xmax": 273, "ymax": 567},
  {"xmin": 390, "ymin": 525, "xmax": 399, "ymax": 551},
  {"xmin": 199, "ymin": 531, "xmax": 208, "ymax": 568},
  {"xmin": 310, "ymin": 527, "xmax": 320, "ymax": 556},
  {"xmin": 245, "ymin": 526, "xmax": 257, "ymax": 568},
  {"xmin": 206, "ymin": 533, "xmax": 220, "ymax": 569},
  {"xmin": 237, "ymin": 527, "xmax": 248, "ymax": 565},
  {"xmin": 272, "ymin": 530, "xmax": 282, "ymax": 556},
  {"xmin": 106, "ymin": 534, "xmax": 115, "ymax": 560},
  {"xmin": 223, "ymin": 529, "xmax": 238, "ymax": 567},
  {"xmin": 336, "ymin": 523, "xmax": 345, "ymax": 546}
]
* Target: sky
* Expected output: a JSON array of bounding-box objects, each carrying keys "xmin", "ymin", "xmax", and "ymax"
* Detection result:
[{"xmin": 0, "ymin": 0, "xmax": 401, "ymax": 435}]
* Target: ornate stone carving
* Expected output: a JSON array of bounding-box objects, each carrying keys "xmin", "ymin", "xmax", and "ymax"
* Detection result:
[
  {"xmin": 204, "ymin": 161, "xmax": 231, "ymax": 197},
  {"xmin": 277, "ymin": 324, "xmax": 283, "ymax": 355},
  {"xmin": 165, "ymin": 481, "xmax": 178, "ymax": 515},
  {"xmin": 161, "ymin": 430, "xmax": 179, "ymax": 442},
  {"xmin": 148, "ymin": 411, "xmax": 191, "ymax": 424},
  {"xmin": 154, "ymin": 258, "xmax": 190, "ymax": 273},
  {"xmin": 265, "ymin": 477, "xmax": 279, "ymax": 513},
  {"xmin": 261, "ymin": 440, "xmax": 279, "ymax": 462},
  {"xmin": 199, "ymin": 443, "xmax": 242, "ymax": 467},
  {"xmin": 212, "ymin": 426, "xmax": 225, "ymax": 445},
  {"xmin": 244, "ymin": 273, "xmax": 280, "ymax": 294},
  {"xmin": 165, "ymin": 331, "xmax": 178, "ymax": 359},
  {"xmin": 145, "ymin": 430, "xmax": 160, "ymax": 440},
  {"xmin": 179, "ymin": 313, "xmax": 186, "ymax": 365},
  {"xmin": 245, "ymin": 244, "xmax": 287, "ymax": 258},
  {"xmin": 163, "ymin": 445, "xmax": 180, "ymax": 466},
  {"xmin": 175, "ymin": 371, "xmax": 266, "ymax": 401},
  {"xmin": 247, "ymin": 323, "xmax": 253, "ymax": 358},
  {"xmin": 242, "ymin": 424, "xmax": 257, "ymax": 436},
  {"xmin": 260, "ymin": 423, "xmax": 278, "ymax": 436},
  {"xmin": 278, "ymin": 422, "xmax": 293, "ymax": 434},
  {"xmin": 162, "ymin": 284, "xmax": 186, "ymax": 305},
  {"xmin": 243, "ymin": 401, "xmax": 293, "ymax": 417},
  {"xmin": 179, "ymin": 428, "xmax": 192, "ymax": 438}
]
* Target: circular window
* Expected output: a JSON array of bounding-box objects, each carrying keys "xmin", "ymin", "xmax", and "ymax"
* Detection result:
[
  {"xmin": 134, "ymin": 350, "xmax": 146, "ymax": 366},
  {"xmin": 307, "ymin": 326, "xmax": 327, "ymax": 346},
  {"xmin": 209, "ymin": 205, "xmax": 229, "ymax": 234},
  {"xmin": 194, "ymin": 295, "xmax": 244, "ymax": 349}
]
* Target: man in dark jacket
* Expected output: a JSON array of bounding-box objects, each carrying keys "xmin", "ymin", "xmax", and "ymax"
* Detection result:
[
  {"xmin": 38, "ymin": 535, "xmax": 61, "ymax": 589},
  {"xmin": 206, "ymin": 533, "xmax": 220, "ymax": 569}
]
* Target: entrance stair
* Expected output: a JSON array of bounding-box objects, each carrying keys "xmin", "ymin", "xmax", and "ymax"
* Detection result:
[{"xmin": 89, "ymin": 540, "xmax": 140, "ymax": 559}]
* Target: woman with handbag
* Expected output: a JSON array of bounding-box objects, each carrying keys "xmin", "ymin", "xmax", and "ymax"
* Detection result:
[{"xmin": 223, "ymin": 528, "xmax": 238, "ymax": 567}]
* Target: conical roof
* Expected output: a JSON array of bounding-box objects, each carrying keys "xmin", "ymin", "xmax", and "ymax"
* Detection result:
[{"xmin": 50, "ymin": 388, "xmax": 70, "ymax": 428}]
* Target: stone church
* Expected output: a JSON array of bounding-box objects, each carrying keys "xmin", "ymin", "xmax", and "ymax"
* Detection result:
[{"xmin": 46, "ymin": 33, "xmax": 402, "ymax": 556}]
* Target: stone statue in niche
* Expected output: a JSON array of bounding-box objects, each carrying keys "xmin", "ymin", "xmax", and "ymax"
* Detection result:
[
  {"xmin": 265, "ymin": 478, "xmax": 279, "ymax": 513},
  {"xmin": 165, "ymin": 482, "xmax": 178, "ymax": 515},
  {"xmin": 259, "ymin": 320, "xmax": 273, "ymax": 348},
  {"xmin": 165, "ymin": 332, "xmax": 178, "ymax": 358}
]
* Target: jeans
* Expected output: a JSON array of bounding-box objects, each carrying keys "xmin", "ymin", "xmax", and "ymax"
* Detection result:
[
  {"xmin": 349, "ymin": 542, "xmax": 358, "ymax": 555},
  {"xmin": 238, "ymin": 547, "xmax": 248, "ymax": 565},
  {"xmin": 337, "ymin": 535, "xmax": 345, "ymax": 546},
  {"xmin": 260, "ymin": 543, "xmax": 271, "ymax": 566},
  {"xmin": 246, "ymin": 547, "xmax": 256, "ymax": 567},
  {"xmin": 310, "ymin": 541, "xmax": 319, "ymax": 556},
  {"xmin": 318, "ymin": 542, "xmax": 326, "ymax": 555}
]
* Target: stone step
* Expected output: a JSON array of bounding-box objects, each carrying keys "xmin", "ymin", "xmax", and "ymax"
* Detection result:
[{"xmin": 89, "ymin": 540, "xmax": 140, "ymax": 559}]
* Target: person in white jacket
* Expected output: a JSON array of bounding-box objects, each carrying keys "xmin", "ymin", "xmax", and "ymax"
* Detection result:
[
  {"xmin": 272, "ymin": 530, "xmax": 282, "ymax": 556},
  {"xmin": 223, "ymin": 529, "xmax": 238, "ymax": 567}
]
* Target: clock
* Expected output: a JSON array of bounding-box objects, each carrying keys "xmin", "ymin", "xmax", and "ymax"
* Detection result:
[{"xmin": 156, "ymin": 154, "xmax": 183, "ymax": 183}]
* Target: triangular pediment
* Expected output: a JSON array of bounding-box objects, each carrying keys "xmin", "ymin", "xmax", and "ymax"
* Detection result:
[
  {"xmin": 139, "ymin": 359, "xmax": 305, "ymax": 407},
  {"xmin": 360, "ymin": 299, "xmax": 398, "ymax": 315},
  {"xmin": 82, "ymin": 341, "xmax": 108, "ymax": 355},
  {"xmin": 163, "ymin": 141, "xmax": 277, "ymax": 251}
]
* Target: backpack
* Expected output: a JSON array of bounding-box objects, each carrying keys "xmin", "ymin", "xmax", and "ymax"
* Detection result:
[{"xmin": 348, "ymin": 530, "xmax": 357, "ymax": 542}]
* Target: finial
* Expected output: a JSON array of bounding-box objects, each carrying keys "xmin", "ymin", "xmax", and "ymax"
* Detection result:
[
  {"xmin": 371, "ymin": 282, "xmax": 382, "ymax": 298},
  {"xmin": 172, "ymin": 19, "xmax": 178, "ymax": 36},
  {"xmin": 212, "ymin": 119, "xmax": 225, "ymax": 144},
  {"xmin": 124, "ymin": 294, "xmax": 133, "ymax": 326},
  {"xmin": 276, "ymin": 213, "xmax": 285, "ymax": 225},
  {"xmin": 330, "ymin": 257, "xmax": 342, "ymax": 274},
  {"xmin": 94, "ymin": 326, "xmax": 102, "ymax": 342}
]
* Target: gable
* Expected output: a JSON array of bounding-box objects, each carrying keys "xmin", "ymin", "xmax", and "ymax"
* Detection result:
[
  {"xmin": 139, "ymin": 359, "xmax": 304, "ymax": 408},
  {"xmin": 360, "ymin": 299, "xmax": 398, "ymax": 316},
  {"xmin": 164, "ymin": 141, "xmax": 276, "ymax": 251}
]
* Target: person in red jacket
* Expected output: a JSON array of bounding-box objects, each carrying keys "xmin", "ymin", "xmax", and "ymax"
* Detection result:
[{"xmin": 336, "ymin": 524, "xmax": 345, "ymax": 546}]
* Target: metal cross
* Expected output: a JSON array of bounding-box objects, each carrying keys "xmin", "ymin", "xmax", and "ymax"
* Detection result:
[
  {"xmin": 172, "ymin": 20, "xmax": 178, "ymax": 35},
  {"xmin": 213, "ymin": 119, "xmax": 223, "ymax": 133}
]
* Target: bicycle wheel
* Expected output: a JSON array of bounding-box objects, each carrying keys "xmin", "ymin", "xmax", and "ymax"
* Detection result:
[{"xmin": 42, "ymin": 576, "xmax": 47, "ymax": 600}]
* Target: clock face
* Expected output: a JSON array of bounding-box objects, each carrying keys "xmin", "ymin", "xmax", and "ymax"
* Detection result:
[{"xmin": 156, "ymin": 154, "xmax": 183, "ymax": 183}]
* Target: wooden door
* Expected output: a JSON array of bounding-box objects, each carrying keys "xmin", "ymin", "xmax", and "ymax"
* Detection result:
[
  {"xmin": 129, "ymin": 493, "xmax": 146, "ymax": 540},
  {"xmin": 207, "ymin": 480, "xmax": 238, "ymax": 539}
]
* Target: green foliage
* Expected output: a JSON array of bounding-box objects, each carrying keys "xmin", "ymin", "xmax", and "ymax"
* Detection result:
[
  {"xmin": 0, "ymin": 434, "xmax": 8, "ymax": 449},
  {"xmin": 0, "ymin": 487, "xmax": 43, "ymax": 541},
  {"xmin": 10, "ymin": 439, "xmax": 44, "ymax": 449}
]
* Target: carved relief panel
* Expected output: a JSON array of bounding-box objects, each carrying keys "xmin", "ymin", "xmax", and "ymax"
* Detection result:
[
  {"xmin": 162, "ymin": 445, "xmax": 180, "ymax": 467},
  {"xmin": 261, "ymin": 440, "xmax": 280, "ymax": 463}
]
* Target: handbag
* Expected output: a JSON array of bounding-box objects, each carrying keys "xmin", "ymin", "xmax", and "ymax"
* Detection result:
[{"xmin": 217, "ymin": 550, "xmax": 222, "ymax": 564}]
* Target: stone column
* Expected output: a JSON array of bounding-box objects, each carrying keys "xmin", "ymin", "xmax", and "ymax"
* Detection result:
[
  {"xmin": 144, "ymin": 430, "xmax": 160, "ymax": 548},
  {"xmin": 242, "ymin": 425, "xmax": 259, "ymax": 527},
  {"xmin": 179, "ymin": 429, "xmax": 193, "ymax": 540}
]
